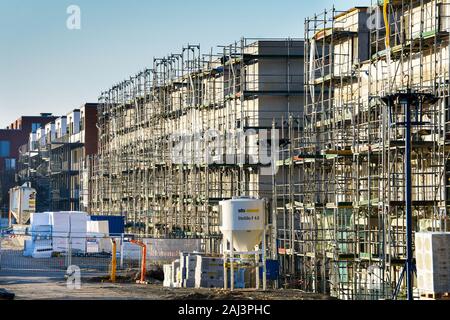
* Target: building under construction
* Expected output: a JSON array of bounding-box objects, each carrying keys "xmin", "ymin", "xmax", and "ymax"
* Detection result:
[
  {"xmin": 89, "ymin": 38, "xmax": 304, "ymax": 252},
  {"xmin": 274, "ymin": 1, "xmax": 450, "ymax": 299}
]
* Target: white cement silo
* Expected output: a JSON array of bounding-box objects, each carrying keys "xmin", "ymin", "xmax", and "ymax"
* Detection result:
[
  {"xmin": 219, "ymin": 197, "xmax": 267, "ymax": 291},
  {"xmin": 219, "ymin": 197, "xmax": 265, "ymax": 252}
]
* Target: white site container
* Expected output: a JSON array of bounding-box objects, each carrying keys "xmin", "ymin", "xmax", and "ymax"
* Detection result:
[
  {"xmin": 219, "ymin": 198, "xmax": 265, "ymax": 252},
  {"xmin": 415, "ymin": 232, "xmax": 450, "ymax": 294}
]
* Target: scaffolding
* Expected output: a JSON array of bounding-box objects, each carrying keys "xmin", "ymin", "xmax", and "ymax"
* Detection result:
[
  {"xmin": 275, "ymin": 1, "xmax": 450, "ymax": 300},
  {"xmin": 89, "ymin": 38, "xmax": 304, "ymax": 253}
]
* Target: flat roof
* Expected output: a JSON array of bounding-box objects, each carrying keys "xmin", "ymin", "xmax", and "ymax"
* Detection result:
[{"xmin": 334, "ymin": 6, "xmax": 369, "ymax": 20}]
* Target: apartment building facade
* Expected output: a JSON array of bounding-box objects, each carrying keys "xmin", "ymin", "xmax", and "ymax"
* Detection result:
[
  {"xmin": 275, "ymin": 1, "xmax": 450, "ymax": 299},
  {"xmin": 0, "ymin": 114, "xmax": 57, "ymax": 216},
  {"xmin": 18, "ymin": 104, "xmax": 98, "ymax": 212}
]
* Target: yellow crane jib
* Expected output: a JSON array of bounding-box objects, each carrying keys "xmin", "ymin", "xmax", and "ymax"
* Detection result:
[
  {"xmin": 110, "ymin": 238, "xmax": 117, "ymax": 283},
  {"xmin": 383, "ymin": 0, "xmax": 390, "ymax": 48}
]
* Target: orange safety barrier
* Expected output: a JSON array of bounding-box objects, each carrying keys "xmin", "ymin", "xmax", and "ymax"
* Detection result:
[{"xmin": 130, "ymin": 239, "xmax": 147, "ymax": 284}]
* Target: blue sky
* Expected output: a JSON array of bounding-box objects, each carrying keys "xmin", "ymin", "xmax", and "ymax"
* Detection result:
[{"xmin": 0, "ymin": 0, "xmax": 365, "ymax": 127}]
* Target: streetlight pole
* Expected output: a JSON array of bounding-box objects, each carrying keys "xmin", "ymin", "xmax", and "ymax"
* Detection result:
[{"xmin": 400, "ymin": 92, "xmax": 413, "ymax": 301}]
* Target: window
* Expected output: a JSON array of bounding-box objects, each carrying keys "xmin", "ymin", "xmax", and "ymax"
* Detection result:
[
  {"xmin": 69, "ymin": 117, "xmax": 74, "ymax": 135},
  {"xmin": 31, "ymin": 123, "xmax": 41, "ymax": 133},
  {"xmin": 5, "ymin": 158, "xmax": 16, "ymax": 171},
  {"xmin": 0, "ymin": 141, "xmax": 10, "ymax": 157}
]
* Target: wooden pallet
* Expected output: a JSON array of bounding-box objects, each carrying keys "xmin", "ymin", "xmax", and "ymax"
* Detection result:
[{"xmin": 420, "ymin": 292, "xmax": 450, "ymax": 300}]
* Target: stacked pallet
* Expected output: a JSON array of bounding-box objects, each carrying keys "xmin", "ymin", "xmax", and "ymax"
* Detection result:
[
  {"xmin": 180, "ymin": 252, "xmax": 204, "ymax": 288},
  {"xmin": 194, "ymin": 256, "xmax": 224, "ymax": 289},
  {"xmin": 416, "ymin": 232, "xmax": 450, "ymax": 300},
  {"xmin": 163, "ymin": 254, "xmax": 224, "ymax": 289}
]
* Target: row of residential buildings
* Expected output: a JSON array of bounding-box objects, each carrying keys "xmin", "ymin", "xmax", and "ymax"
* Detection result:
[
  {"xmin": 2, "ymin": 0, "xmax": 450, "ymax": 299},
  {"xmin": 1, "ymin": 38, "xmax": 303, "ymax": 242}
]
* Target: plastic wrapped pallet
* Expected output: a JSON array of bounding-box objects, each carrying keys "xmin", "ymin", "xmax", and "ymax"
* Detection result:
[
  {"xmin": 86, "ymin": 220, "xmax": 111, "ymax": 253},
  {"xmin": 180, "ymin": 252, "xmax": 205, "ymax": 288},
  {"xmin": 195, "ymin": 256, "xmax": 224, "ymax": 289},
  {"xmin": 30, "ymin": 212, "xmax": 52, "ymax": 229},
  {"xmin": 86, "ymin": 221, "xmax": 109, "ymax": 237},
  {"xmin": 51, "ymin": 212, "xmax": 88, "ymax": 253},
  {"xmin": 179, "ymin": 252, "xmax": 189, "ymax": 282},
  {"xmin": 415, "ymin": 232, "xmax": 450, "ymax": 294},
  {"xmin": 171, "ymin": 259, "xmax": 181, "ymax": 287},
  {"xmin": 163, "ymin": 264, "xmax": 173, "ymax": 288}
]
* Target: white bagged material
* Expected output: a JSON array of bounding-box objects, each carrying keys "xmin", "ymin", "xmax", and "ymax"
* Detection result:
[
  {"xmin": 51, "ymin": 212, "xmax": 70, "ymax": 234},
  {"xmin": 86, "ymin": 221, "xmax": 98, "ymax": 233},
  {"xmin": 415, "ymin": 232, "xmax": 450, "ymax": 294},
  {"xmin": 87, "ymin": 221, "xmax": 109, "ymax": 235},
  {"xmin": 30, "ymin": 212, "xmax": 52, "ymax": 228},
  {"xmin": 163, "ymin": 264, "xmax": 173, "ymax": 288},
  {"xmin": 172, "ymin": 259, "xmax": 181, "ymax": 287},
  {"xmin": 86, "ymin": 221, "xmax": 111, "ymax": 253},
  {"xmin": 50, "ymin": 212, "xmax": 88, "ymax": 253},
  {"xmin": 195, "ymin": 256, "xmax": 224, "ymax": 289},
  {"xmin": 180, "ymin": 252, "xmax": 204, "ymax": 288},
  {"xmin": 52, "ymin": 237, "xmax": 68, "ymax": 253}
]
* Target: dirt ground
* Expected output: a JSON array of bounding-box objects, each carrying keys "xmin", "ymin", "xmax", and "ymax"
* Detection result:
[
  {"xmin": 0, "ymin": 244, "xmax": 332, "ymax": 300},
  {"xmin": 0, "ymin": 271, "xmax": 332, "ymax": 300}
]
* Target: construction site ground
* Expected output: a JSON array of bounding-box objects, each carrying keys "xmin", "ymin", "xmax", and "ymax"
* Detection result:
[{"xmin": 0, "ymin": 270, "xmax": 333, "ymax": 300}]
